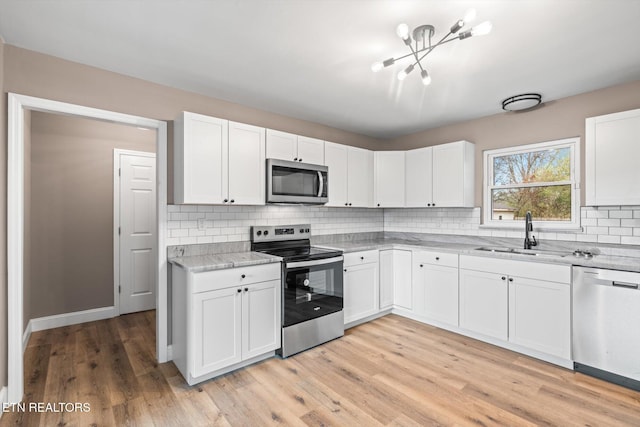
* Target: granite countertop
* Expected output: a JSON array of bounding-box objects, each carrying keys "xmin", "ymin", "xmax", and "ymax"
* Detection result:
[
  {"xmin": 170, "ymin": 251, "xmax": 282, "ymax": 273},
  {"xmin": 316, "ymin": 238, "xmax": 640, "ymax": 273}
]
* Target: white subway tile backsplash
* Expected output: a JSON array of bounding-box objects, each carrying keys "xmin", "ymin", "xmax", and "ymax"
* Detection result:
[{"xmin": 166, "ymin": 204, "xmax": 640, "ymax": 247}]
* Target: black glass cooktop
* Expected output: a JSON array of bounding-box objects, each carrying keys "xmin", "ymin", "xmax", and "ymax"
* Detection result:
[{"xmin": 253, "ymin": 239, "xmax": 342, "ymax": 262}]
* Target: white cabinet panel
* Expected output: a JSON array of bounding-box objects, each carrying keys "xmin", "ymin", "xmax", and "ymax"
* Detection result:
[
  {"xmin": 266, "ymin": 131, "xmax": 324, "ymax": 164},
  {"xmin": 586, "ymin": 108, "xmax": 640, "ymax": 205},
  {"xmin": 432, "ymin": 141, "xmax": 475, "ymax": 207},
  {"xmin": 347, "ymin": 147, "xmax": 374, "ymax": 208},
  {"xmin": 242, "ymin": 280, "xmax": 281, "ymax": 359},
  {"xmin": 297, "ymin": 136, "xmax": 325, "ymax": 164},
  {"xmin": 379, "ymin": 249, "xmax": 411, "ymax": 310},
  {"xmin": 509, "ymin": 276, "xmax": 570, "ymax": 359},
  {"xmin": 344, "ymin": 261, "xmax": 379, "ymax": 324},
  {"xmin": 228, "ymin": 121, "xmax": 265, "ymax": 205},
  {"xmin": 413, "ymin": 254, "xmax": 459, "ymax": 327},
  {"xmin": 405, "ymin": 147, "xmax": 433, "ymax": 207},
  {"xmin": 374, "ymin": 151, "xmax": 405, "ymax": 207},
  {"xmin": 174, "ymin": 112, "xmax": 228, "ymax": 204},
  {"xmin": 459, "ymin": 268, "xmax": 508, "ymax": 340},
  {"xmin": 324, "ymin": 142, "xmax": 348, "ymax": 207},
  {"xmin": 192, "ymin": 287, "xmax": 242, "ymax": 377},
  {"xmin": 266, "ymin": 129, "xmax": 297, "ymax": 161}
]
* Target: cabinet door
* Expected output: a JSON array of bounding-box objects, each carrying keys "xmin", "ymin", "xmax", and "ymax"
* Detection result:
[
  {"xmin": 344, "ymin": 262, "xmax": 379, "ymax": 324},
  {"xmin": 405, "ymin": 147, "xmax": 433, "ymax": 207},
  {"xmin": 175, "ymin": 112, "xmax": 228, "ymax": 204},
  {"xmin": 228, "ymin": 121, "xmax": 265, "ymax": 205},
  {"xmin": 586, "ymin": 110, "xmax": 640, "ymax": 205},
  {"xmin": 509, "ymin": 277, "xmax": 570, "ymax": 358},
  {"xmin": 324, "ymin": 142, "xmax": 349, "ymax": 207},
  {"xmin": 347, "ymin": 147, "xmax": 374, "ymax": 208},
  {"xmin": 414, "ymin": 263, "xmax": 459, "ymax": 326},
  {"xmin": 192, "ymin": 287, "xmax": 242, "ymax": 378},
  {"xmin": 266, "ymin": 129, "xmax": 297, "ymax": 161},
  {"xmin": 459, "ymin": 269, "xmax": 508, "ymax": 340},
  {"xmin": 432, "ymin": 141, "xmax": 474, "ymax": 207},
  {"xmin": 297, "ymin": 136, "xmax": 325, "ymax": 164},
  {"xmin": 242, "ymin": 280, "xmax": 281, "ymax": 359},
  {"xmin": 374, "ymin": 151, "xmax": 406, "ymax": 207}
]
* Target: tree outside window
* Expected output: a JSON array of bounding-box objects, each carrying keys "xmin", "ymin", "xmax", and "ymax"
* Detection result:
[{"xmin": 484, "ymin": 138, "xmax": 579, "ymax": 227}]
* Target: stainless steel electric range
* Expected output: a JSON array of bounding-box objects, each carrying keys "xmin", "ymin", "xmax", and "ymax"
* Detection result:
[{"xmin": 251, "ymin": 224, "xmax": 344, "ymax": 358}]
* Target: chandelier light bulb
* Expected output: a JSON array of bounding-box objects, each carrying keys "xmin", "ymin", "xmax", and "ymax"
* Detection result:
[
  {"xmin": 471, "ymin": 21, "xmax": 492, "ymax": 36},
  {"xmin": 371, "ymin": 62, "xmax": 384, "ymax": 72},
  {"xmin": 463, "ymin": 8, "xmax": 477, "ymax": 24},
  {"xmin": 398, "ymin": 63, "xmax": 414, "ymax": 80},
  {"xmin": 421, "ymin": 69, "xmax": 431, "ymax": 86},
  {"xmin": 396, "ymin": 23, "xmax": 410, "ymax": 40}
]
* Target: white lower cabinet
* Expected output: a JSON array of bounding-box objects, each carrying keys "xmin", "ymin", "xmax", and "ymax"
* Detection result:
[
  {"xmin": 459, "ymin": 255, "xmax": 571, "ymax": 360},
  {"xmin": 413, "ymin": 251, "xmax": 459, "ymax": 327},
  {"xmin": 343, "ymin": 250, "xmax": 379, "ymax": 324},
  {"xmin": 172, "ymin": 263, "xmax": 281, "ymax": 385}
]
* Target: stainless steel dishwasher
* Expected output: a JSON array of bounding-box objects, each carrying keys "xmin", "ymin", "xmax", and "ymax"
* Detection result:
[{"xmin": 573, "ymin": 266, "xmax": 640, "ymax": 391}]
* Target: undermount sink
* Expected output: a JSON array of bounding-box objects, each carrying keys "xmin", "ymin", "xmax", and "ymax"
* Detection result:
[{"xmin": 475, "ymin": 247, "xmax": 574, "ymax": 258}]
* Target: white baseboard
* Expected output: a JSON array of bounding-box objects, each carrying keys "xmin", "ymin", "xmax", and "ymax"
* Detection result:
[{"xmin": 22, "ymin": 306, "xmax": 118, "ymax": 351}]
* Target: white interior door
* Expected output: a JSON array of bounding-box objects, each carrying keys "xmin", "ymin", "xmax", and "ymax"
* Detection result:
[{"xmin": 117, "ymin": 150, "xmax": 157, "ymax": 314}]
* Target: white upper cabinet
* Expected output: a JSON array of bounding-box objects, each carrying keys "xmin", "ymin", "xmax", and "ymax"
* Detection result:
[
  {"xmin": 347, "ymin": 146, "xmax": 374, "ymax": 208},
  {"xmin": 297, "ymin": 136, "xmax": 325, "ymax": 164},
  {"xmin": 324, "ymin": 142, "xmax": 373, "ymax": 208},
  {"xmin": 174, "ymin": 112, "xmax": 228, "ymax": 204},
  {"xmin": 174, "ymin": 112, "xmax": 265, "ymax": 205},
  {"xmin": 405, "ymin": 141, "xmax": 475, "ymax": 208},
  {"xmin": 405, "ymin": 147, "xmax": 433, "ymax": 207},
  {"xmin": 228, "ymin": 121, "xmax": 266, "ymax": 205},
  {"xmin": 586, "ymin": 108, "xmax": 640, "ymax": 206},
  {"xmin": 432, "ymin": 141, "xmax": 475, "ymax": 207},
  {"xmin": 374, "ymin": 151, "xmax": 406, "ymax": 207},
  {"xmin": 266, "ymin": 129, "xmax": 324, "ymax": 164},
  {"xmin": 324, "ymin": 142, "xmax": 348, "ymax": 207}
]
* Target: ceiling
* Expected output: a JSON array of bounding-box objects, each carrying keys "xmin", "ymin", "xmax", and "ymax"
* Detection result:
[{"xmin": 1, "ymin": 0, "xmax": 640, "ymax": 139}]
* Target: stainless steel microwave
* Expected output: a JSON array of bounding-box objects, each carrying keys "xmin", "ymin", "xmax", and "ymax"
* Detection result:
[{"xmin": 266, "ymin": 159, "xmax": 328, "ymax": 204}]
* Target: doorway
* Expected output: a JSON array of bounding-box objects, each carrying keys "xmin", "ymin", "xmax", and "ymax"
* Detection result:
[{"xmin": 7, "ymin": 93, "xmax": 168, "ymax": 404}]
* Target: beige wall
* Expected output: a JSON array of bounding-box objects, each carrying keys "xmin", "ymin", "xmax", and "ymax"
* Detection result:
[
  {"xmin": 29, "ymin": 111, "xmax": 155, "ymax": 319},
  {"xmin": 385, "ymin": 80, "xmax": 640, "ymax": 206},
  {"xmin": 0, "ymin": 39, "xmax": 7, "ymax": 389}
]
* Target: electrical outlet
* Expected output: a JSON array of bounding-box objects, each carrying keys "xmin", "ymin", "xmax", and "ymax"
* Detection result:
[{"xmin": 197, "ymin": 218, "xmax": 206, "ymax": 230}]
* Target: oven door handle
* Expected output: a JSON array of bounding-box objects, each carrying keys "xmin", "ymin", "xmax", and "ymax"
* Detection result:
[
  {"xmin": 317, "ymin": 171, "xmax": 324, "ymax": 197},
  {"xmin": 286, "ymin": 256, "xmax": 343, "ymax": 269}
]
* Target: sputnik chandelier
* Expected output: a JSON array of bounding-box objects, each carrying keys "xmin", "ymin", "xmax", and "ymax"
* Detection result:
[{"xmin": 371, "ymin": 9, "xmax": 492, "ymax": 85}]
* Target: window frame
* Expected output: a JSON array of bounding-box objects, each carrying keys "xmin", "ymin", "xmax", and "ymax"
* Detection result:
[{"xmin": 482, "ymin": 137, "xmax": 581, "ymax": 230}]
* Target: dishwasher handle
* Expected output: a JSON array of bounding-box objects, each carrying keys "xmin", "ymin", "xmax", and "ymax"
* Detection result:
[
  {"xmin": 580, "ymin": 270, "xmax": 639, "ymax": 290},
  {"xmin": 613, "ymin": 281, "xmax": 639, "ymax": 289}
]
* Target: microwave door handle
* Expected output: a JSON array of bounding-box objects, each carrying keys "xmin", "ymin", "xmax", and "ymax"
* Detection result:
[{"xmin": 317, "ymin": 171, "xmax": 324, "ymax": 197}]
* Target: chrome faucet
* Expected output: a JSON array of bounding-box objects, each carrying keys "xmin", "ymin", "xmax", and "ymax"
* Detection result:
[{"xmin": 524, "ymin": 211, "xmax": 537, "ymax": 250}]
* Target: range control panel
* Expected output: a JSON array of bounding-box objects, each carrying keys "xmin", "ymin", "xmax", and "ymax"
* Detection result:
[{"xmin": 251, "ymin": 224, "xmax": 311, "ymax": 243}]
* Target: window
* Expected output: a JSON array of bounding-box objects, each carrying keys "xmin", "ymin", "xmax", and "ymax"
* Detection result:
[{"xmin": 483, "ymin": 137, "xmax": 580, "ymax": 229}]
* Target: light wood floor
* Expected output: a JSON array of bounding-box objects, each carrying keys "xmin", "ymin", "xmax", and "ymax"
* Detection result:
[{"xmin": 3, "ymin": 311, "xmax": 640, "ymax": 426}]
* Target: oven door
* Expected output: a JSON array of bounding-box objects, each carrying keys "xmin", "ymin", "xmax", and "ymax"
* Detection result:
[
  {"xmin": 267, "ymin": 158, "xmax": 328, "ymax": 204},
  {"xmin": 283, "ymin": 256, "xmax": 343, "ymax": 327}
]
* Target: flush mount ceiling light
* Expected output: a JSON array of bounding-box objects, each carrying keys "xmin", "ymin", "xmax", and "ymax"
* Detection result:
[
  {"xmin": 502, "ymin": 93, "xmax": 543, "ymax": 111},
  {"xmin": 371, "ymin": 9, "xmax": 492, "ymax": 86}
]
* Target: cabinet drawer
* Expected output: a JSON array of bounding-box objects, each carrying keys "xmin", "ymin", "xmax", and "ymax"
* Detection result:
[
  {"xmin": 344, "ymin": 250, "xmax": 379, "ymax": 267},
  {"xmin": 191, "ymin": 263, "xmax": 281, "ymax": 294},
  {"xmin": 413, "ymin": 250, "xmax": 458, "ymax": 268}
]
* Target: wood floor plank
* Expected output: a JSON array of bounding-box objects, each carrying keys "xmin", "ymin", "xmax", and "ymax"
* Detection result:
[{"xmin": 7, "ymin": 311, "xmax": 640, "ymax": 427}]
